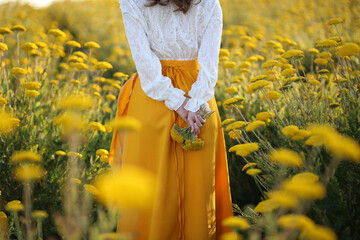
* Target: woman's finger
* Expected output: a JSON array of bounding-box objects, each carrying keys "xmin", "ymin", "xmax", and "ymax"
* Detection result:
[{"xmin": 195, "ymin": 115, "xmax": 203, "ymax": 128}]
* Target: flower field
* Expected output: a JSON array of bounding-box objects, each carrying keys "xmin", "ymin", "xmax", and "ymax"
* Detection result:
[{"xmin": 0, "ymin": 0, "xmax": 360, "ymax": 239}]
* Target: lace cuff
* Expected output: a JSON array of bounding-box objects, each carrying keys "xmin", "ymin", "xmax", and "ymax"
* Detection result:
[{"xmin": 184, "ymin": 98, "xmax": 211, "ymax": 113}]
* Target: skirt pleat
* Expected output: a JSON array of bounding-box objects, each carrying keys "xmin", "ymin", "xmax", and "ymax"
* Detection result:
[{"xmin": 108, "ymin": 58, "xmax": 233, "ymax": 240}]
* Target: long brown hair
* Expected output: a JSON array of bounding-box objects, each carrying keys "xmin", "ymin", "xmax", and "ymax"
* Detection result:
[{"xmin": 144, "ymin": 0, "xmax": 202, "ymax": 14}]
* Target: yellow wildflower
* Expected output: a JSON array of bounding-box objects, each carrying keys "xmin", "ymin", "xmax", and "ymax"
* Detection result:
[
  {"xmin": 0, "ymin": 43, "xmax": 8, "ymax": 51},
  {"xmin": 22, "ymin": 82, "xmax": 41, "ymax": 90},
  {"xmin": 238, "ymin": 69, "xmax": 249, "ymax": 74},
  {"xmin": 229, "ymin": 143, "xmax": 259, "ymax": 157},
  {"xmin": 0, "ymin": 27, "xmax": 12, "ymax": 34},
  {"xmin": 223, "ymin": 97, "xmax": 244, "ymax": 108},
  {"xmin": 219, "ymin": 48, "xmax": 230, "ymax": 57},
  {"xmin": 225, "ymin": 121, "xmax": 247, "ymax": 131},
  {"xmin": 5, "ymin": 200, "xmax": 24, "ymax": 212},
  {"xmin": 281, "ymin": 50, "xmax": 304, "ymax": 59},
  {"xmin": 95, "ymin": 61, "xmax": 113, "ymax": 70},
  {"xmin": 66, "ymin": 40, "xmax": 81, "ymax": 48},
  {"xmin": 89, "ymin": 122, "xmax": 106, "ymax": 132},
  {"xmin": 250, "ymin": 75, "xmax": 267, "ymax": 83},
  {"xmin": 314, "ymin": 58, "xmax": 328, "ymax": 65},
  {"xmin": 31, "ymin": 210, "xmax": 48, "ymax": 219},
  {"xmin": 108, "ymin": 116, "xmax": 142, "ymax": 132},
  {"xmin": 55, "ymin": 150, "xmax": 66, "ymax": 156},
  {"xmin": 220, "ymin": 232, "xmax": 243, "ymax": 240},
  {"xmin": 222, "ymin": 216, "xmax": 250, "ymax": 230},
  {"xmin": 261, "ymin": 60, "xmax": 279, "ymax": 68},
  {"xmin": 103, "ymin": 125, "xmax": 113, "ymax": 133},
  {"xmin": 67, "ymin": 152, "xmax": 82, "ymax": 158},
  {"xmin": 53, "ymin": 112, "xmax": 87, "ymax": 133},
  {"xmin": 267, "ymin": 190, "xmax": 298, "ymax": 209},
  {"xmin": 242, "ymin": 163, "xmax": 257, "ymax": 171},
  {"xmin": 20, "ymin": 42, "xmax": 38, "ymax": 51},
  {"xmin": 84, "ymin": 41, "xmax": 101, "ymax": 48},
  {"xmin": 0, "ymin": 110, "xmax": 20, "ymax": 135},
  {"xmin": 11, "ymin": 24, "xmax": 26, "ymax": 32},
  {"xmin": 0, "ymin": 96, "xmax": 7, "ymax": 105},
  {"xmin": 291, "ymin": 130, "xmax": 311, "ymax": 140},
  {"xmin": 269, "ymin": 148, "xmax": 304, "ymax": 167},
  {"xmin": 96, "ymin": 149, "xmax": 109, "ymax": 156},
  {"xmin": 254, "ymin": 199, "xmax": 279, "ymax": 213},
  {"xmin": 14, "ymin": 164, "xmax": 46, "ymax": 182},
  {"xmin": 10, "ymin": 67, "xmax": 27, "ymax": 75},
  {"xmin": 261, "ymin": 91, "xmax": 281, "ymax": 100},
  {"xmin": 228, "ymin": 130, "xmax": 241, "ymax": 140},
  {"xmin": 256, "ymin": 112, "xmax": 274, "ymax": 121},
  {"xmin": 100, "ymin": 156, "xmax": 109, "ymax": 163},
  {"xmin": 182, "ymin": 138, "xmax": 205, "ymax": 151},
  {"xmin": 239, "ymin": 61, "xmax": 251, "ymax": 68},
  {"xmin": 10, "ymin": 151, "xmax": 42, "ymax": 163},
  {"xmin": 245, "ymin": 121, "xmax": 265, "ymax": 132},
  {"xmin": 106, "ymin": 94, "xmax": 116, "ymax": 101},
  {"xmin": 224, "ymin": 61, "xmax": 236, "ymax": 69},
  {"xmin": 326, "ymin": 18, "xmax": 343, "ymax": 25},
  {"xmin": 84, "ymin": 184, "xmax": 100, "ymax": 196},
  {"xmin": 300, "ymin": 224, "xmax": 337, "ymax": 240},
  {"xmin": 316, "ymin": 40, "xmax": 338, "ymax": 48},
  {"xmin": 277, "ymin": 214, "xmax": 314, "ymax": 230},
  {"xmin": 0, "ymin": 211, "xmax": 8, "ymax": 230},
  {"xmin": 282, "ymin": 125, "xmax": 299, "ymax": 136},
  {"xmin": 170, "ymin": 125, "xmax": 184, "ymax": 143},
  {"xmin": 74, "ymin": 62, "xmax": 88, "ymax": 70},
  {"xmin": 308, "ymin": 48, "xmax": 319, "ymax": 54},
  {"xmin": 308, "ymin": 124, "xmax": 360, "ymax": 162},
  {"xmin": 25, "ymin": 90, "xmax": 40, "ymax": 98},
  {"xmin": 224, "ymin": 87, "xmax": 238, "ymax": 94},
  {"xmin": 48, "ymin": 29, "xmax": 66, "ymax": 38},
  {"xmin": 94, "ymin": 165, "xmax": 156, "ymax": 210},
  {"xmin": 281, "ymin": 177, "xmax": 326, "ymax": 200},
  {"xmin": 59, "ymin": 94, "xmax": 94, "ymax": 110},
  {"xmin": 246, "ymin": 168, "xmax": 261, "ymax": 175},
  {"xmin": 281, "ymin": 68, "xmax": 296, "ymax": 77},
  {"xmin": 337, "ymin": 43, "xmax": 360, "ymax": 57}
]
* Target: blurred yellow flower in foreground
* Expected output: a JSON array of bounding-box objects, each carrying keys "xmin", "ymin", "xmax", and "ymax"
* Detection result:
[
  {"xmin": 242, "ymin": 163, "xmax": 256, "ymax": 171},
  {"xmin": 246, "ymin": 168, "xmax": 261, "ymax": 175},
  {"xmin": 10, "ymin": 67, "xmax": 27, "ymax": 75},
  {"xmin": 267, "ymin": 190, "xmax": 298, "ymax": 209},
  {"xmin": 337, "ymin": 43, "xmax": 360, "ymax": 57},
  {"xmin": 300, "ymin": 224, "xmax": 337, "ymax": 240},
  {"xmin": 94, "ymin": 165, "xmax": 156, "ymax": 210},
  {"xmin": 0, "ymin": 211, "xmax": 8, "ymax": 230},
  {"xmin": 269, "ymin": 148, "xmax": 304, "ymax": 167},
  {"xmin": 277, "ymin": 214, "xmax": 314, "ymax": 230},
  {"xmin": 225, "ymin": 121, "xmax": 247, "ymax": 131},
  {"xmin": 107, "ymin": 116, "xmax": 141, "ymax": 132},
  {"xmin": 308, "ymin": 124, "xmax": 360, "ymax": 163},
  {"xmin": 0, "ymin": 110, "xmax": 20, "ymax": 135},
  {"xmin": 10, "ymin": 151, "xmax": 42, "ymax": 163},
  {"xmin": 14, "ymin": 164, "xmax": 46, "ymax": 182},
  {"xmin": 53, "ymin": 112, "xmax": 87, "ymax": 133},
  {"xmin": 220, "ymin": 232, "xmax": 243, "ymax": 240},
  {"xmin": 5, "ymin": 200, "xmax": 24, "ymax": 212},
  {"xmin": 222, "ymin": 216, "xmax": 250, "ymax": 230},
  {"xmin": 281, "ymin": 173, "xmax": 326, "ymax": 200},
  {"xmin": 254, "ymin": 199, "xmax": 279, "ymax": 213},
  {"xmin": 84, "ymin": 41, "xmax": 101, "ymax": 48},
  {"xmin": 59, "ymin": 94, "xmax": 94, "ymax": 110}
]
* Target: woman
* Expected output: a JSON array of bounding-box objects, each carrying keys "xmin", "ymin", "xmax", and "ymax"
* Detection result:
[{"xmin": 108, "ymin": 0, "xmax": 233, "ymax": 239}]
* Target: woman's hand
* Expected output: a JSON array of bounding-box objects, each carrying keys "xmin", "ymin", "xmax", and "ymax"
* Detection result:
[
  {"xmin": 187, "ymin": 110, "xmax": 206, "ymax": 138},
  {"xmin": 175, "ymin": 97, "xmax": 190, "ymax": 125}
]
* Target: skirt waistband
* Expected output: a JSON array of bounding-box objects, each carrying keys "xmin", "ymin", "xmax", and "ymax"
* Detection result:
[{"xmin": 160, "ymin": 58, "xmax": 200, "ymax": 71}]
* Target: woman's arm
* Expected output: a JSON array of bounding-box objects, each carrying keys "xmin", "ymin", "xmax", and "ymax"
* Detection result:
[
  {"xmin": 120, "ymin": 0, "xmax": 187, "ymax": 111},
  {"xmin": 184, "ymin": 0, "xmax": 223, "ymax": 113}
]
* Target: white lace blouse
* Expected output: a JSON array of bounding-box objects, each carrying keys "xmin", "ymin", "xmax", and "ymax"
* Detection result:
[{"xmin": 119, "ymin": 0, "xmax": 223, "ymax": 113}]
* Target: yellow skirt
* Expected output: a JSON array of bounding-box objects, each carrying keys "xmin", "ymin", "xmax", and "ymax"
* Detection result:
[{"xmin": 108, "ymin": 58, "xmax": 233, "ymax": 240}]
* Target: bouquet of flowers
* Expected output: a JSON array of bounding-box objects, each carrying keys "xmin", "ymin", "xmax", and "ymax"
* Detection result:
[{"xmin": 170, "ymin": 105, "xmax": 214, "ymax": 151}]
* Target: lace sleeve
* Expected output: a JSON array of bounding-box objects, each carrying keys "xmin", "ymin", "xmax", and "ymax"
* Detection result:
[
  {"xmin": 184, "ymin": 0, "xmax": 223, "ymax": 113},
  {"xmin": 120, "ymin": 0, "xmax": 187, "ymax": 111}
]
